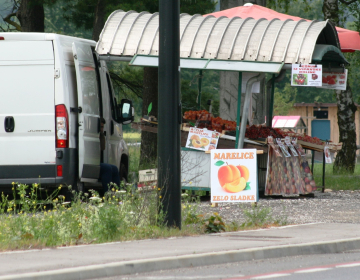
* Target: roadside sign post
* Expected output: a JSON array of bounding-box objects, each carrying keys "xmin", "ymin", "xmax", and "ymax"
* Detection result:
[{"xmin": 158, "ymin": 0, "xmax": 181, "ymax": 228}]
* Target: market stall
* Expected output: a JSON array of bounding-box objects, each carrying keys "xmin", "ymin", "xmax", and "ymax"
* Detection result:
[{"xmin": 95, "ymin": 9, "xmax": 349, "ymax": 196}]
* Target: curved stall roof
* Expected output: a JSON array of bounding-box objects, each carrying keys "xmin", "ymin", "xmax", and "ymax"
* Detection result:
[{"xmin": 96, "ymin": 10, "xmax": 348, "ymax": 70}]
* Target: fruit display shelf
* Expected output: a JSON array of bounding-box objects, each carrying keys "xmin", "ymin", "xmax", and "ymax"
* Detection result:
[
  {"xmin": 131, "ymin": 121, "xmax": 158, "ymax": 133},
  {"xmin": 180, "ymin": 125, "xmax": 268, "ymax": 152},
  {"xmin": 297, "ymin": 140, "xmax": 341, "ymax": 152}
]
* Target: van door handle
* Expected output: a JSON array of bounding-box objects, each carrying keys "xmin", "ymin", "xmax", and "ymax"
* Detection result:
[{"xmin": 4, "ymin": 116, "xmax": 15, "ymax": 132}]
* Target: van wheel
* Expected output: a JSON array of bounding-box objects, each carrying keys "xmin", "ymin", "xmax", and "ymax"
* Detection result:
[
  {"xmin": 59, "ymin": 185, "xmax": 73, "ymax": 201},
  {"xmin": 119, "ymin": 163, "xmax": 127, "ymax": 189},
  {"xmin": 76, "ymin": 181, "xmax": 84, "ymax": 193}
]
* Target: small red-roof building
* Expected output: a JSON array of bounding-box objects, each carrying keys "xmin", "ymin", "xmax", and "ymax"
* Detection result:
[{"xmin": 289, "ymin": 103, "xmax": 360, "ymax": 147}]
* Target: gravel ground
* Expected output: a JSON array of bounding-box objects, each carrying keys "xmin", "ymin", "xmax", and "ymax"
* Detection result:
[{"xmin": 197, "ymin": 190, "xmax": 360, "ymax": 225}]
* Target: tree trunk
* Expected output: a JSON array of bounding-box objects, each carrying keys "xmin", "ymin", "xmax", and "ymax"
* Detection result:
[
  {"xmin": 139, "ymin": 67, "xmax": 158, "ymax": 169},
  {"xmin": 219, "ymin": 0, "xmax": 266, "ymax": 124},
  {"xmin": 16, "ymin": 0, "xmax": 44, "ymax": 32},
  {"xmin": 333, "ymin": 86, "xmax": 357, "ymax": 174},
  {"xmin": 322, "ymin": 0, "xmax": 357, "ymax": 174},
  {"xmin": 92, "ymin": 0, "xmax": 106, "ymax": 41},
  {"xmin": 322, "ymin": 0, "xmax": 339, "ymax": 26},
  {"xmin": 219, "ymin": 71, "xmax": 239, "ymax": 120}
]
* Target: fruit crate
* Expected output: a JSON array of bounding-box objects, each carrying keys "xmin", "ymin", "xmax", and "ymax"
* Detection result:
[{"xmin": 297, "ymin": 140, "xmax": 341, "ymax": 152}]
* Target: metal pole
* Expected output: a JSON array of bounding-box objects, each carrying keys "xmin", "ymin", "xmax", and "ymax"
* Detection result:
[
  {"xmin": 322, "ymin": 150, "xmax": 325, "ymax": 192},
  {"xmin": 311, "ymin": 150, "xmax": 315, "ymax": 174},
  {"xmin": 269, "ymin": 74, "xmax": 275, "ymax": 126},
  {"xmin": 197, "ymin": 70, "xmax": 203, "ymax": 110},
  {"xmin": 158, "ymin": 0, "xmax": 181, "ymax": 228},
  {"xmin": 235, "ymin": 72, "xmax": 242, "ymax": 148},
  {"xmin": 238, "ymin": 73, "xmax": 265, "ymax": 149}
]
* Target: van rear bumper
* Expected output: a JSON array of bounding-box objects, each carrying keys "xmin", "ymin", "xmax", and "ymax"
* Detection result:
[{"xmin": 0, "ymin": 148, "xmax": 78, "ymax": 188}]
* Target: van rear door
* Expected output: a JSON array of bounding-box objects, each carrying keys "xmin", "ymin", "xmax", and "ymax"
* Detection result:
[
  {"xmin": 0, "ymin": 41, "xmax": 56, "ymax": 181},
  {"xmin": 72, "ymin": 42, "xmax": 101, "ymax": 182}
]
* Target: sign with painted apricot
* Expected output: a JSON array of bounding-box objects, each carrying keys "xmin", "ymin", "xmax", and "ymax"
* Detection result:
[
  {"xmin": 186, "ymin": 127, "xmax": 220, "ymax": 151},
  {"xmin": 210, "ymin": 149, "xmax": 258, "ymax": 203}
]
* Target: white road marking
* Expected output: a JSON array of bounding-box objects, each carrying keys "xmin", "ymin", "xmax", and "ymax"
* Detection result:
[
  {"xmin": 251, "ymin": 273, "xmax": 291, "ymax": 279},
  {"xmin": 120, "ymin": 275, "xmax": 244, "ymax": 279},
  {"xmin": 294, "ymin": 268, "xmax": 332, "ymax": 273},
  {"xmin": 336, "ymin": 262, "xmax": 360, "ymax": 268}
]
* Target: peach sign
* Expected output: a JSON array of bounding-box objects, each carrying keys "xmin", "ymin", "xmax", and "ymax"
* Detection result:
[
  {"xmin": 186, "ymin": 127, "xmax": 220, "ymax": 151},
  {"xmin": 210, "ymin": 149, "xmax": 258, "ymax": 203}
]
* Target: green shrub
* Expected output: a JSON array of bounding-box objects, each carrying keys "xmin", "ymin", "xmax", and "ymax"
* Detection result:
[{"xmin": 203, "ymin": 213, "xmax": 225, "ymax": 233}]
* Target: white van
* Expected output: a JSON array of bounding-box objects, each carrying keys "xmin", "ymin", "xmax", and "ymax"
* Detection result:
[{"xmin": 0, "ymin": 33, "xmax": 134, "ymax": 192}]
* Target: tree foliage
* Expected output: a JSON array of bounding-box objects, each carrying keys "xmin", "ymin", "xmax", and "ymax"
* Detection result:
[{"xmin": 61, "ymin": 0, "xmax": 216, "ymax": 32}]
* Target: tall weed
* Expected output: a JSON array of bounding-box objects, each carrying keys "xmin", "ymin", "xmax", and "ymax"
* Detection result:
[{"xmin": 0, "ymin": 182, "xmax": 205, "ymax": 251}]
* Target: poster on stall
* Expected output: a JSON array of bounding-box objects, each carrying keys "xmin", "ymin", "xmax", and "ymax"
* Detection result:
[
  {"xmin": 324, "ymin": 144, "xmax": 332, "ymax": 163},
  {"xmin": 291, "ymin": 64, "xmax": 322, "ymax": 87},
  {"xmin": 319, "ymin": 70, "xmax": 347, "ymax": 90},
  {"xmin": 210, "ymin": 149, "xmax": 258, "ymax": 203},
  {"xmin": 186, "ymin": 127, "xmax": 220, "ymax": 151}
]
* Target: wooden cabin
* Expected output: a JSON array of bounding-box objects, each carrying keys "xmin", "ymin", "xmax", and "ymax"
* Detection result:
[{"xmin": 289, "ymin": 103, "xmax": 360, "ymax": 147}]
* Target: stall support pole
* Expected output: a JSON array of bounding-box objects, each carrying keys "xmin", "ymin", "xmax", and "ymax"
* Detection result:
[
  {"xmin": 158, "ymin": 0, "xmax": 181, "ymax": 229},
  {"xmin": 322, "ymin": 152, "xmax": 326, "ymax": 192},
  {"xmin": 311, "ymin": 150, "xmax": 315, "ymax": 173},
  {"xmin": 235, "ymin": 72, "xmax": 242, "ymax": 148},
  {"xmin": 269, "ymin": 74, "xmax": 275, "ymax": 124},
  {"xmin": 197, "ymin": 70, "xmax": 203, "ymax": 110},
  {"xmin": 238, "ymin": 73, "xmax": 265, "ymax": 149}
]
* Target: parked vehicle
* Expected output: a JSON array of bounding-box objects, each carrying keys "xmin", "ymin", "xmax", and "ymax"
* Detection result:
[{"xmin": 0, "ymin": 33, "xmax": 134, "ymax": 192}]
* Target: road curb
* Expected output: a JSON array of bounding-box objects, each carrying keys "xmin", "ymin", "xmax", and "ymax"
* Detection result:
[{"xmin": 2, "ymin": 237, "xmax": 360, "ymax": 280}]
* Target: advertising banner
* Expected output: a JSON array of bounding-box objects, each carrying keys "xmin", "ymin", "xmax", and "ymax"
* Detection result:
[
  {"xmin": 319, "ymin": 70, "xmax": 347, "ymax": 90},
  {"xmin": 291, "ymin": 64, "xmax": 322, "ymax": 87},
  {"xmin": 210, "ymin": 149, "xmax": 258, "ymax": 203},
  {"xmin": 186, "ymin": 127, "xmax": 220, "ymax": 151}
]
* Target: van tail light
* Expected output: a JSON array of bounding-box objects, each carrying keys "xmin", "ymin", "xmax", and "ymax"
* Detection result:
[
  {"xmin": 55, "ymin": 104, "xmax": 69, "ymax": 148},
  {"xmin": 57, "ymin": 165, "xmax": 63, "ymax": 177}
]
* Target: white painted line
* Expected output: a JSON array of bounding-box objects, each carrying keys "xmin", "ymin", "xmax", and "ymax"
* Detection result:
[
  {"xmin": 294, "ymin": 268, "xmax": 331, "ymax": 273},
  {"xmin": 251, "ymin": 273, "xmax": 291, "ymax": 279},
  {"xmin": 128, "ymin": 275, "xmax": 244, "ymax": 279},
  {"xmin": 336, "ymin": 262, "xmax": 360, "ymax": 268},
  {"xmin": 0, "ymin": 248, "xmax": 51, "ymax": 255}
]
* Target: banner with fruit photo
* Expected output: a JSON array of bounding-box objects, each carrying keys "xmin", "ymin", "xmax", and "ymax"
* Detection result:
[
  {"xmin": 186, "ymin": 127, "xmax": 220, "ymax": 151},
  {"xmin": 319, "ymin": 70, "xmax": 347, "ymax": 90},
  {"xmin": 291, "ymin": 64, "xmax": 322, "ymax": 87},
  {"xmin": 210, "ymin": 149, "xmax": 258, "ymax": 203}
]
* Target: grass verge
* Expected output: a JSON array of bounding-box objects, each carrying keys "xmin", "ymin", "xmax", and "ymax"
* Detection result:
[
  {"xmin": 311, "ymin": 163, "xmax": 360, "ymax": 191},
  {"xmin": 0, "ymin": 184, "xmax": 284, "ymax": 252}
]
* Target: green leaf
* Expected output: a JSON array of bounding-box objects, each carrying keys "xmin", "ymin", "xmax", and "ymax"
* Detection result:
[
  {"xmin": 215, "ymin": 161, "xmax": 225, "ymax": 166},
  {"xmin": 147, "ymin": 102, "xmax": 152, "ymax": 115},
  {"xmin": 189, "ymin": 121, "xmax": 195, "ymax": 127},
  {"xmin": 244, "ymin": 182, "xmax": 251, "ymax": 190}
]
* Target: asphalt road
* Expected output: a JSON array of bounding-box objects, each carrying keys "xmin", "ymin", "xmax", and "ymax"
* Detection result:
[{"xmin": 97, "ymin": 249, "xmax": 360, "ymax": 280}]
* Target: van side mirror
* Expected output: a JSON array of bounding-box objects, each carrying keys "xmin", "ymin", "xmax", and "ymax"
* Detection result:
[{"xmin": 119, "ymin": 99, "xmax": 134, "ymax": 125}]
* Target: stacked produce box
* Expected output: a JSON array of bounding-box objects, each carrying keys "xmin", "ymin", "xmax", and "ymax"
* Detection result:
[
  {"xmin": 265, "ymin": 136, "xmax": 316, "ymax": 196},
  {"xmin": 183, "ymin": 110, "xmax": 236, "ymax": 132}
]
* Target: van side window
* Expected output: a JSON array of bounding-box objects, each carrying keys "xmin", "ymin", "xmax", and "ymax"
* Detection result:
[
  {"xmin": 80, "ymin": 66, "xmax": 100, "ymax": 116},
  {"xmin": 106, "ymin": 73, "xmax": 118, "ymax": 122}
]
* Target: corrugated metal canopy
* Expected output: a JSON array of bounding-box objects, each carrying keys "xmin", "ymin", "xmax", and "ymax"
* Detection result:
[{"xmin": 96, "ymin": 10, "xmax": 348, "ymax": 66}]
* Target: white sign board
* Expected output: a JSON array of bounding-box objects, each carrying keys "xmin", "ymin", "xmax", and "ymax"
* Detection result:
[
  {"xmin": 319, "ymin": 70, "xmax": 347, "ymax": 90},
  {"xmin": 210, "ymin": 149, "xmax": 258, "ymax": 203},
  {"xmin": 291, "ymin": 64, "xmax": 322, "ymax": 87},
  {"xmin": 186, "ymin": 127, "xmax": 220, "ymax": 151}
]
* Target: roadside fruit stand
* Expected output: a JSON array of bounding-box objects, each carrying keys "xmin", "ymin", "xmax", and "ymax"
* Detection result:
[{"xmin": 96, "ymin": 9, "xmax": 349, "ymax": 197}]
